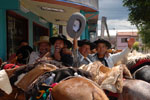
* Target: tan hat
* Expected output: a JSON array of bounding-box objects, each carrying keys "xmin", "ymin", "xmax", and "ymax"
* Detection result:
[{"xmin": 34, "ymin": 36, "xmax": 50, "ymax": 46}]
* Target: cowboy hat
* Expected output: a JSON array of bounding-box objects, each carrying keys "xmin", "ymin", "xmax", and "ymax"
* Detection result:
[
  {"xmin": 67, "ymin": 12, "xmax": 86, "ymax": 39},
  {"xmin": 78, "ymin": 39, "xmax": 96, "ymax": 50},
  {"xmin": 50, "ymin": 34, "xmax": 72, "ymax": 48},
  {"xmin": 94, "ymin": 38, "xmax": 111, "ymax": 49},
  {"xmin": 34, "ymin": 36, "xmax": 50, "ymax": 46}
]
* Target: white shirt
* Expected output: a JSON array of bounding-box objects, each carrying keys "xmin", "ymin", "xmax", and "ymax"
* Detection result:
[
  {"xmin": 93, "ymin": 47, "xmax": 131, "ymax": 68},
  {"xmin": 28, "ymin": 52, "xmax": 40, "ymax": 64}
]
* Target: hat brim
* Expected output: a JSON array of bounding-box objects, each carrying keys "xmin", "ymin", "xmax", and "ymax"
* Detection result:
[
  {"xmin": 78, "ymin": 41, "xmax": 95, "ymax": 50},
  {"xmin": 94, "ymin": 39, "xmax": 111, "ymax": 49},
  {"xmin": 34, "ymin": 41, "xmax": 50, "ymax": 46},
  {"xmin": 67, "ymin": 12, "xmax": 86, "ymax": 39},
  {"xmin": 50, "ymin": 37, "xmax": 72, "ymax": 48}
]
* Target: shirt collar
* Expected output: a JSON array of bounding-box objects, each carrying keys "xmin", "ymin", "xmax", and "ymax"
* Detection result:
[
  {"xmin": 95, "ymin": 53, "xmax": 109, "ymax": 59},
  {"xmin": 79, "ymin": 52, "xmax": 92, "ymax": 63}
]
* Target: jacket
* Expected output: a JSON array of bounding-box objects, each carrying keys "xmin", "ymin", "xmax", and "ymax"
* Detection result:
[
  {"xmin": 93, "ymin": 47, "xmax": 131, "ymax": 68},
  {"xmin": 73, "ymin": 49, "xmax": 95, "ymax": 67}
]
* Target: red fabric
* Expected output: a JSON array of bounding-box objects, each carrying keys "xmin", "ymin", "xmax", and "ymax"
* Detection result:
[
  {"xmin": 50, "ymin": 83, "xmax": 57, "ymax": 87},
  {"xmin": 3, "ymin": 64, "xmax": 19, "ymax": 69},
  {"xmin": 107, "ymin": 92, "xmax": 119, "ymax": 98},
  {"xmin": 104, "ymin": 90, "xmax": 119, "ymax": 98},
  {"xmin": 49, "ymin": 83, "xmax": 58, "ymax": 91},
  {"xmin": 131, "ymin": 59, "xmax": 150, "ymax": 69}
]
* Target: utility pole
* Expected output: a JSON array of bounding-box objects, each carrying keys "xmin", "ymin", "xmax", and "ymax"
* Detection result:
[{"xmin": 101, "ymin": 16, "xmax": 110, "ymax": 41}]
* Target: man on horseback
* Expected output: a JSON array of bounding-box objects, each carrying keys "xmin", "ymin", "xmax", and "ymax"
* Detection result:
[
  {"xmin": 28, "ymin": 36, "xmax": 51, "ymax": 64},
  {"xmin": 93, "ymin": 38, "xmax": 135, "ymax": 67},
  {"xmin": 50, "ymin": 34, "xmax": 73, "ymax": 67},
  {"xmin": 73, "ymin": 39, "xmax": 96, "ymax": 67}
]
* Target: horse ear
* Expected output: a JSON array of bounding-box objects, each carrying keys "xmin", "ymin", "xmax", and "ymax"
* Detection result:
[{"xmin": 92, "ymin": 91, "xmax": 108, "ymax": 100}]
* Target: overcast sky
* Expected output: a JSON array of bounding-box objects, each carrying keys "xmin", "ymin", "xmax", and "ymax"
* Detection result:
[{"xmin": 98, "ymin": 0, "xmax": 137, "ymax": 30}]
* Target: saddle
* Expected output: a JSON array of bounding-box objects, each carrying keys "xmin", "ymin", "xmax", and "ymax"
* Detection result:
[
  {"xmin": 16, "ymin": 63, "xmax": 57, "ymax": 92},
  {"xmin": 79, "ymin": 61, "xmax": 132, "ymax": 93}
]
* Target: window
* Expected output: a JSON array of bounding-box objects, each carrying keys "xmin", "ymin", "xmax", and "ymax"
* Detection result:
[
  {"xmin": 7, "ymin": 11, "xmax": 28, "ymax": 58},
  {"xmin": 33, "ymin": 23, "xmax": 49, "ymax": 50},
  {"xmin": 121, "ymin": 38, "xmax": 128, "ymax": 43}
]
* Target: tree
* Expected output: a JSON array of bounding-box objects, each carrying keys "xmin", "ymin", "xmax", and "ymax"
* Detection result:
[
  {"xmin": 123, "ymin": 0, "xmax": 150, "ymax": 47},
  {"xmin": 123, "ymin": 0, "xmax": 150, "ymax": 28},
  {"xmin": 133, "ymin": 42, "xmax": 139, "ymax": 51},
  {"xmin": 139, "ymin": 23, "xmax": 150, "ymax": 47}
]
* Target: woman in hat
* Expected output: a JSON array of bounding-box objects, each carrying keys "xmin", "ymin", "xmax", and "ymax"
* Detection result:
[
  {"xmin": 28, "ymin": 36, "xmax": 51, "ymax": 64},
  {"xmin": 73, "ymin": 39, "xmax": 96, "ymax": 67},
  {"xmin": 50, "ymin": 34, "xmax": 73, "ymax": 67},
  {"xmin": 93, "ymin": 38, "xmax": 135, "ymax": 68}
]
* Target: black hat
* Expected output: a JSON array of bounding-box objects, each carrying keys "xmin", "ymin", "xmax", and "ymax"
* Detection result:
[
  {"xmin": 94, "ymin": 38, "xmax": 111, "ymax": 49},
  {"xmin": 50, "ymin": 34, "xmax": 72, "ymax": 48},
  {"xmin": 16, "ymin": 45, "xmax": 33, "ymax": 64},
  {"xmin": 16, "ymin": 45, "xmax": 33, "ymax": 57},
  {"xmin": 78, "ymin": 39, "xmax": 96, "ymax": 50}
]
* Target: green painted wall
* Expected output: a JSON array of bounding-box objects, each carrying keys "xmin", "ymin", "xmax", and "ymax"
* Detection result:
[
  {"xmin": 0, "ymin": 0, "xmax": 20, "ymax": 60},
  {"xmin": 80, "ymin": 10, "xmax": 89, "ymax": 40},
  {"xmin": 0, "ymin": 7, "xmax": 50, "ymax": 60},
  {"xmin": 49, "ymin": 23, "xmax": 53, "ymax": 37},
  {"xmin": 13, "ymin": 10, "xmax": 49, "ymax": 47},
  {"xmin": 0, "ymin": 9, "xmax": 7, "ymax": 61},
  {"xmin": 0, "ymin": 0, "xmax": 19, "ymax": 9}
]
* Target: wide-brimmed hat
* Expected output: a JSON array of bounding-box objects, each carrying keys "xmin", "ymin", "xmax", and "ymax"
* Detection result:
[
  {"xmin": 94, "ymin": 38, "xmax": 111, "ymax": 49},
  {"xmin": 34, "ymin": 36, "xmax": 50, "ymax": 46},
  {"xmin": 78, "ymin": 39, "xmax": 96, "ymax": 50},
  {"xmin": 16, "ymin": 45, "xmax": 33, "ymax": 64},
  {"xmin": 50, "ymin": 34, "xmax": 72, "ymax": 48},
  {"xmin": 67, "ymin": 12, "xmax": 86, "ymax": 39}
]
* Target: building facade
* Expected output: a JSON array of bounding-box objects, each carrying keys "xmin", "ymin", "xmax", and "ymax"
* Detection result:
[
  {"xmin": 0, "ymin": 0, "xmax": 99, "ymax": 61},
  {"xmin": 116, "ymin": 32, "xmax": 138, "ymax": 50}
]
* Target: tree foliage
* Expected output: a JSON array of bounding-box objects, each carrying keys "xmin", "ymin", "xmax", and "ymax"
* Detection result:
[
  {"xmin": 123, "ymin": 0, "xmax": 150, "ymax": 28},
  {"xmin": 139, "ymin": 23, "xmax": 150, "ymax": 47},
  {"xmin": 133, "ymin": 42, "xmax": 139, "ymax": 51},
  {"xmin": 123, "ymin": 0, "xmax": 150, "ymax": 47}
]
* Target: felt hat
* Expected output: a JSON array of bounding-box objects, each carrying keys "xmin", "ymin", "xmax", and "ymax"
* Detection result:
[
  {"xmin": 67, "ymin": 12, "xmax": 86, "ymax": 39},
  {"xmin": 78, "ymin": 39, "xmax": 96, "ymax": 50},
  {"xmin": 94, "ymin": 38, "xmax": 111, "ymax": 49},
  {"xmin": 50, "ymin": 34, "xmax": 72, "ymax": 48}
]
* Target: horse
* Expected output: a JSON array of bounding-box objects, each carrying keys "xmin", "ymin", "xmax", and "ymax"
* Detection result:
[
  {"xmin": 118, "ymin": 79, "xmax": 150, "ymax": 100},
  {"xmin": 125, "ymin": 50, "xmax": 150, "ymax": 82},
  {"xmin": 133, "ymin": 65, "xmax": 150, "ymax": 83},
  {"xmin": 0, "ymin": 60, "xmax": 109, "ymax": 100},
  {"xmin": 0, "ymin": 60, "xmax": 58, "ymax": 100},
  {"xmin": 0, "ymin": 70, "xmax": 109, "ymax": 100},
  {"xmin": 51, "ymin": 74, "xmax": 150, "ymax": 100},
  {"xmin": 79, "ymin": 61, "xmax": 132, "ymax": 93},
  {"xmin": 79, "ymin": 60, "xmax": 150, "ymax": 100},
  {"xmin": 52, "ymin": 77, "xmax": 109, "ymax": 100}
]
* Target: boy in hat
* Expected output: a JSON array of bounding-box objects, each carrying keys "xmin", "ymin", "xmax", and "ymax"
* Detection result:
[
  {"xmin": 28, "ymin": 36, "xmax": 51, "ymax": 64},
  {"xmin": 50, "ymin": 34, "xmax": 73, "ymax": 66},
  {"xmin": 93, "ymin": 38, "xmax": 135, "ymax": 68},
  {"xmin": 73, "ymin": 39, "xmax": 96, "ymax": 67}
]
